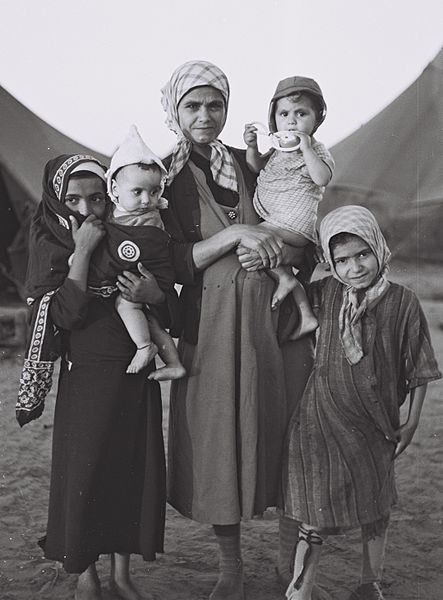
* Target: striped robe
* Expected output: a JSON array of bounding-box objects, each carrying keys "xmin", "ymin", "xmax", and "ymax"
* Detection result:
[{"xmin": 284, "ymin": 277, "xmax": 441, "ymax": 531}]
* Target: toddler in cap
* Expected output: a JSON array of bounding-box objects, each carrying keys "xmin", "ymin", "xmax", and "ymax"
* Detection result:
[
  {"xmin": 244, "ymin": 76, "xmax": 334, "ymax": 338},
  {"xmin": 108, "ymin": 125, "xmax": 185, "ymax": 379}
]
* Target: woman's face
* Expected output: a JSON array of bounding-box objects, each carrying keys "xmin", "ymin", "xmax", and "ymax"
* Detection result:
[
  {"xmin": 177, "ymin": 86, "xmax": 226, "ymax": 146},
  {"xmin": 331, "ymin": 237, "xmax": 379, "ymax": 290},
  {"xmin": 64, "ymin": 175, "xmax": 107, "ymax": 219}
]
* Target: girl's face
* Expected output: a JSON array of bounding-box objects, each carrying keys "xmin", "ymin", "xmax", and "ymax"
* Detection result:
[
  {"xmin": 64, "ymin": 175, "xmax": 107, "ymax": 218},
  {"xmin": 331, "ymin": 237, "xmax": 379, "ymax": 290},
  {"xmin": 177, "ymin": 86, "xmax": 226, "ymax": 146}
]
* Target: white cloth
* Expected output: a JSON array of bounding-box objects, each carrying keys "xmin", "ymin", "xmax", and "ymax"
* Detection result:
[{"xmin": 107, "ymin": 125, "xmax": 167, "ymax": 202}]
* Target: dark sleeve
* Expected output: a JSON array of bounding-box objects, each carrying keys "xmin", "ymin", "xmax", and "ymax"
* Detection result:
[
  {"xmin": 161, "ymin": 161, "xmax": 203, "ymax": 286},
  {"xmin": 49, "ymin": 278, "xmax": 93, "ymax": 330},
  {"xmin": 161, "ymin": 203, "xmax": 198, "ymax": 286}
]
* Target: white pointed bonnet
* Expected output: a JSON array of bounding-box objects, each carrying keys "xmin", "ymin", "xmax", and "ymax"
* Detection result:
[{"xmin": 106, "ymin": 125, "xmax": 167, "ymax": 203}]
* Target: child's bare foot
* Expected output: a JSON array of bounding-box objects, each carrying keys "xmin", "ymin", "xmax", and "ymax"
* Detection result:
[
  {"xmin": 271, "ymin": 276, "xmax": 298, "ymax": 311},
  {"xmin": 209, "ymin": 574, "xmax": 244, "ymax": 600},
  {"xmin": 288, "ymin": 314, "xmax": 318, "ymax": 341},
  {"xmin": 126, "ymin": 342, "xmax": 158, "ymax": 374},
  {"xmin": 147, "ymin": 363, "xmax": 186, "ymax": 381}
]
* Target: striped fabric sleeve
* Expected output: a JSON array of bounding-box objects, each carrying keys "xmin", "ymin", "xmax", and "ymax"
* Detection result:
[{"xmin": 403, "ymin": 292, "xmax": 442, "ymax": 389}]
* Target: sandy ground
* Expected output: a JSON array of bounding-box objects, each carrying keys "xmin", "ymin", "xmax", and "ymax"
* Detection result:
[{"xmin": 1, "ymin": 263, "xmax": 442, "ymax": 600}]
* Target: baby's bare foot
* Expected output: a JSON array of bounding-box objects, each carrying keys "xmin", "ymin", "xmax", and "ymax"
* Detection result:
[
  {"xmin": 288, "ymin": 314, "xmax": 318, "ymax": 341},
  {"xmin": 147, "ymin": 364, "xmax": 186, "ymax": 381},
  {"xmin": 271, "ymin": 278, "xmax": 297, "ymax": 310},
  {"xmin": 126, "ymin": 343, "xmax": 158, "ymax": 374}
]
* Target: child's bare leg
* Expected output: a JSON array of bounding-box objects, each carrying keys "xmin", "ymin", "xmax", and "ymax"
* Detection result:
[
  {"xmin": 286, "ymin": 524, "xmax": 324, "ymax": 600},
  {"xmin": 288, "ymin": 280, "xmax": 318, "ymax": 341},
  {"xmin": 346, "ymin": 524, "xmax": 388, "ymax": 599},
  {"xmin": 110, "ymin": 553, "xmax": 150, "ymax": 600},
  {"xmin": 147, "ymin": 316, "xmax": 185, "ymax": 381},
  {"xmin": 115, "ymin": 296, "xmax": 157, "ymax": 374},
  {"xmin": 75, "ymin": 563, "xmax": 102, "ymax": 600}
]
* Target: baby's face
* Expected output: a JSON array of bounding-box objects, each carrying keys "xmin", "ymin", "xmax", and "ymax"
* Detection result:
[
  {"xmin": 112, "ymin": 165, "xmax": 163, "ymax": 212},
  {"xmin": 274, "ymin": 95, "xmax": 317, "ymax": 135}
]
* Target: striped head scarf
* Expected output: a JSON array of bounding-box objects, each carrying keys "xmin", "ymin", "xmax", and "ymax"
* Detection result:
[
  {"xmin": 319, "ymin": 205, "xmax": 391, "ymax": 365},
  {"xmin": 161, "ymin": 60, "xmax": 238, "ymax": 192}
]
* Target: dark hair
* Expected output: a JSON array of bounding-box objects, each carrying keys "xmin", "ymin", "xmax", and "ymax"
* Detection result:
[
  {"xmin": 114, "ymin": 162, "xmax": 162, "ymax": 180},
  {"xmin": 329, "ymin": 232, "xmax": 363, "ymax": 253}
]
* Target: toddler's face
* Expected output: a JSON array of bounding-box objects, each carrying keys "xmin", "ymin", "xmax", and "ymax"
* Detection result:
[
  {"xmin": 112, "ymin": 165, "xmax": 163, "ymax": 212},
  {"xmin": 274, "ymin": 96, "xmax": 317, "ymax": 135},
  {"xmin": 331, "ymin": 237, "xmax": 379, "ymax": 290},
  {"xmin": 64, "ymin": 175, "xmax": 107, "ymax": 218}
]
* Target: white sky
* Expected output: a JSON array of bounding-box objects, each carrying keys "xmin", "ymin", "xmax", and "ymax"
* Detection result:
[{"xmin": 1, "ymin": 0, "xmax": 442, "ymax": 158}]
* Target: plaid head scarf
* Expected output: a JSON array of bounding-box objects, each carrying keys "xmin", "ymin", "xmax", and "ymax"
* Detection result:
[
  {"xmin": 161, "ymin": 60, "xmax": 238, "ymax": 192},
  {"xmin": 319, "ymin": 205, "xmax": 391, "ymax": 365}
]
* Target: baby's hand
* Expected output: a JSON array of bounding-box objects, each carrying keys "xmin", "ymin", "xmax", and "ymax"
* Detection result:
[
  {"xmin": 243, "ymin": 123, "xmax": 258, "ymax": 149},
  {"xmin": 70, "ymin": 215, "xmax": 105, "ymax": 255},
  {"xmin": 294, "ymin": 131, "xmax": 312, "ymax": 152}
]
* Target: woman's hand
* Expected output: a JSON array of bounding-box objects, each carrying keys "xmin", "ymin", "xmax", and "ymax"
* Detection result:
[
  {"xmin": 116, "ymin": 263, "xmax": 165, "ymax": 304},
  {"xmin": 232, "ymin": 225, "xmax": 283, "ymax": 269},
  {"xmin": 70, "ymin": 215, "xmax": 105, "ymax": 256}
]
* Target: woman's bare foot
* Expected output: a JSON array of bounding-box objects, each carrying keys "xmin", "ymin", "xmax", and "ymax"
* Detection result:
[
  {"xmin": 75, "ymin": 565, "xmax": 102, "ymax": 600},
  {"xmin": 126, "ymin": 342, "xmax": 158, "ymax": 374},
  {"xmin": 110, "ymin": 579, "xmax": 158, "ymax": 600},
  {"xmin": 271, "ymin": 275, "xmax": 297, "ymax": 310},
  {"xmin": 209, "ymin": 574, "xmax": 244, "ymax": 600},
  {"xmin": 147, "ymin": 363, "xmax": 186, "ymax": 381}
]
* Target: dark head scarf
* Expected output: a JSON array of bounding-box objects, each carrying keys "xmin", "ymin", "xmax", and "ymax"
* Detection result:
[
  {"xmin": 17, "ymin": 154, "xmax": 107, "ymax": 427},
  {"xmin": 26, "ymin": 154, "xmax": 108, "ymax": 301}
]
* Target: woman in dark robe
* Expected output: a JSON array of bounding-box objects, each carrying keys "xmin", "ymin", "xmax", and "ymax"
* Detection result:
[{"xmin": 18, "ymin": 154, "xmax": 167, "ymax": 600}]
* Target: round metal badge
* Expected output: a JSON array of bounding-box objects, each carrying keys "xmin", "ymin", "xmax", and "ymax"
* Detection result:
[{"xmin": 117, "ymin": 240, "xmax": 141, "ymax": 262}]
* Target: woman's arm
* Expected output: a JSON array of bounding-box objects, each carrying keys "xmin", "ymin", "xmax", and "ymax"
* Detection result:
[
  {"xmin": 393, "ymin": 383, "xmax": 427, "ymax": 458},
  {"xmin": 192, "ymin": 224, "xmax": 284, "ymax": 271},
  {"xmin": 236, "ymin": 240, "xmax": 306, "ymax": 272}
]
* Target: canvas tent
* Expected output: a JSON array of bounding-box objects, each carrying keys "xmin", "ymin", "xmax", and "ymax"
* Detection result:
[
  {"xmin": 322, "ymin": 47, "xmax": 443, "ymax": 262},
  {"xmin": 0, "ymin": 85, "xmax": 108, "ymax": 296}
]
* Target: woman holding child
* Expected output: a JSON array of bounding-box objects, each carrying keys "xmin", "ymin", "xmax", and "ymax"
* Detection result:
[
  {"xmin": 20, "ymin": 155, "xmax": 167, "ymax": 600},
  {"xmin": 149, "ymin": 60, "xmax": 314, "ymax": 598}
]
